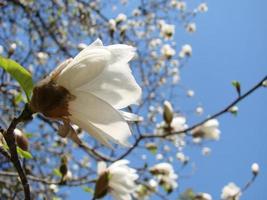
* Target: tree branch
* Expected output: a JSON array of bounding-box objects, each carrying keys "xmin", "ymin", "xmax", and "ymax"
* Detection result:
[
  {"xmin": 3, "ymin": 104, "xmax": 33, "ymax": 200},
  {"xmin": 117, "ymin": 75, "xmax": 267, "ymax": 159}
]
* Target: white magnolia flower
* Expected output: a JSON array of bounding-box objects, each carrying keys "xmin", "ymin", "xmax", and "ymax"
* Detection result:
[
  {"xmin": 134, "ymin": 179, "xmax": 158, "ymax": 200},
  {"xmin": 202, "ymin": 147, "xmax": 211, "ymax": 156},
  {"xmin": 221, "ymin": 182, "xmax": 241, "ymax": 200},
  {"xmin": 36, "ymin": 52, "xmax": 49, "ymax": 64},
  {"xmin": 171, "ymin": 116, "xmax": 187, "ymax": 132},
  {"xmin": 179, "ymin": 44, "xmax": 192, "ymax": 58},
  {"xmin": 96, "ymin": 160, "xmax": 138, "ymax": 200},
  {"xmin": 186, "ymin": 22, "xmax": 197, "ymax": 33},
  {"xmin": 109, "ymin": 19, "xmax": 117, "ymax": 31},
  {"xmin": 150, "ymin": 162, "xmax": 178, "ymax": 191},
  {"xmin": 176, "ymin": 1, "xmax": 186, "ymax": 10},
  {"xmin": 176, "ymin": 152, "xmax": 188, "ymax": 164},
  {"xmin": 159, "ymin": 22, "xmax": 175, "ymax": 40},
  {"xmin": 196, "ymin": 193, "xmax": 212, "ymax": 200},
  {"xmin": 161, "ymin": 44, "xmax": 176, "ymax": 59},
  {"xmin": 195, "ymin": 106, "xmax": 204, "ymax": 115},
  {"xmin": 156, "ymin": 115, "xmax": 187, "ymax": 139},
  {"xmin": 157, "ymin": 115, "xmax": 187, "ymax": 136},
  {"xmin": 198, "ymin": 3, "xmax": 208, "ymax": 13},
  {"xmin": 30, "ymin": 39, "xmax": 142, "ymax": 147},
  {"xmin": 116, "ymin": 13, "xmax": 127, "ymax": 23},
  {"xmin": 192, "ymin": 119, "xmax": 220, "ymax": 140},
  {"xmin": 187, "ymin": 89, "xmax": 195, "ymax": 97},
  {"xmin": 149, "ymin": 38, "xmax": 162, "ymax": 49},
  {"xmin": 132, "ymin": 8, "xmax": 141, "ymax": 16},
  {"xmin": 49, "ymin": 184, "xmax": 59, "ymax": 193}
]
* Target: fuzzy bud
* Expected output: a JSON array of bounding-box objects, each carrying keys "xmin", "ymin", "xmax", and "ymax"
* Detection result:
[
  {"xmin": 262, "ymin": 80, "xmax": 267, "ymax": 87},
  {"xmin": 14, "ymin": 128, "xmax": 29, "ymax": 151},
  {"xmin": 251, "ymin": 163, "xmax": 260, "ymax": 175},
  {"xmin": 163, "ymin": 101, "xmax": 173, "ymax": 125},
  {"xmin": 8, "ymin": 43, "xmax": 17, "ymax": 56},
  {"xmin": 228, "ymin": 106, "xmax": 238, "ymax": 115},
  {"xmin": 94, "ymin": 171, "xmax": 109, "ymax": 199},
  {"xmin": 59, "ymin": 155, "xmax": 68, "ymax": 183}
]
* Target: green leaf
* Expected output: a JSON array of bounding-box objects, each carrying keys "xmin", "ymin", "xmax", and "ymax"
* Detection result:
[
  {"xmin": 14, "ymin": 92, "xmax": 27, "ymax": 105},
  {"xmin": 232, "ymin": 80, "xmax": 241, "ymax": 97},
  {"xmin": 0, "ymin": 56, "xmax": 34, "ymax": 101},
  {"xmin": 16, "ymin": 147, "xmax": 32, "ymax": 159},
  {"xmin": 146, "ymin": 143, "xmax": 157, "ymax": 155},
  {"xmin": 2, "ymin": 143, "xmax": 9, "ymax": 151},
  {"xmin": 82, "ymin": 186, "xmax": 94, "ymax": 193},
  {"xmin": 148, "ymin": 146, "xmax": 157, "ymax": 154},
  {"xmin": 52, "ymin": 197, "xmax": 61, "ymax": 200},
  {"xmin": 178, "ymin": 188, "xmax": 195, "ymax": 200},
  {"xmin": 14, "ymin": 92, "xmax": 23, "ymax": 105},
  {"xmin": 53, "ymin": 168, "xmax": 62, "ymax": 177},
  {"xmin": 25, "ymin": 133, "xmax": 35, "ymax": 139}
]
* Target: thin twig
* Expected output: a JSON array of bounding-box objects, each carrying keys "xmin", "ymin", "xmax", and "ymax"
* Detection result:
[{"xmin": 117, "ymin": 75, "xmax": 267, "ymax": 159}]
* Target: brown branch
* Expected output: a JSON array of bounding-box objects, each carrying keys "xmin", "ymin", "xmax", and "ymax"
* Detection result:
[
  {"xmin": 79, "ymin": 142, "xmax": 112, "ymax": 162},
  {"xmin": 232, "ymin": 173, "xmax": 258, "ymax": 199},
  {"xmin": 3, "ymin": 104, "xmax": 33, "ymax": 200},
  {"xmin": 116, "ymin": 75, "xmax": 267, "ymax": 160},
  {"xmin": 0, "ymin": 170, "xmax": 96, "ymax": 186}
]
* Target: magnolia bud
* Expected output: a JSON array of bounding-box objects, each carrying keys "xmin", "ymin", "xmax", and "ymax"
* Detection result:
[
  {"xmin": 8, "ymin": 43, "xmax": 17, "ymax": 56},
  {"xmin": 251, "ymin": 163, "xmax": 260, "ymax": 175},
  {"xmin": 14, "ymin": 128, "xmax": 29, "ymax": 151},
  {"xmin": 195, "ymin": 106, "xmax": 204, "ymax": 115},
  {"xmin": 262, "ymin": 80, "xmax": 267, "ymax": 87},
  {"xmin": 228, "ymin": 106, "xmax": 238, "ymax": 115},
  {"xmin": 187, "ymin": 89, "xmax": 195, "ymax": 97},
  {"xmin": 94, "ymin": 171, "xmax": 109, "ymax": 199},
  {"xmin": 60, "ymin": 155, "xmax": 68, "ymax": 183},
  {"xmin": 163, "ymin": 101, "xmax": 173, "ymax": 124}
]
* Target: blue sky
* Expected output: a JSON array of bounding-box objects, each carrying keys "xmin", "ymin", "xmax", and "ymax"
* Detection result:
[
  {"xmin": 179, "ymin": 0, "xmax": 267, "ymax": 199},
  {"xmin": 67, "ymin": 0, "xmax": 267, "ymax": 199}
]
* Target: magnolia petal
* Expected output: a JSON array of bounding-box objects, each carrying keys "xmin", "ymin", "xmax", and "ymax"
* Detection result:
[
  {"xmin": 119, "ymin": 111, "xmax": 143, "ymax": 122},
  {"xmin": 107, "ymin": 44, "xmax": 136, "ymax": 64},
  {"xmin": 204, "ymin": 119, "xmax": 219, "ymax": 128},
  {"xmin": 70, "ymin": 114, "xmax": 112, "ymax": 148},
  {"xmin": 50, "ymin": 58, "xmax": 73, "ymax": 81},
  {"xmin": 110, "ymin": 191, "xmax": 132, "ymax": 200},
  {"xmin": 109, "ymin": 182, "xmax": 131, "ymax": 194},
  {"xmin": 69, "ymin": 91, "xmax": 132, "ymax": 147},
  {"xmin": 109, "ymin": 160, "xmax": 130, "ymax": 170},
  {"xmin": 36, "ymin": 58, "xmax": 73, "ymax": 86},
  {"xmin": 90, "ymin": 38, "xmax": 103, "ymax": 47},
  {"xmin": 57, "ymin": 48, "xmax": 111, "ymax": 90},
  {"xmin": 97, "ymin": 161, "xmax": 107, "ymax": 175},
  {"xmin": 78, "ymin": 61, "xmax": 141, "ymax": 109},
  {"xmin": 75, "ymin": 39, "xmax": 104, "ymax": 60}
]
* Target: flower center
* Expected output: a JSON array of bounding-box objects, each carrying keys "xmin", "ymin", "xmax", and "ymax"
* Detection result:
[{"xmin": 30, "ymin": 81, "xmax": 75, "ymax": 119}]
